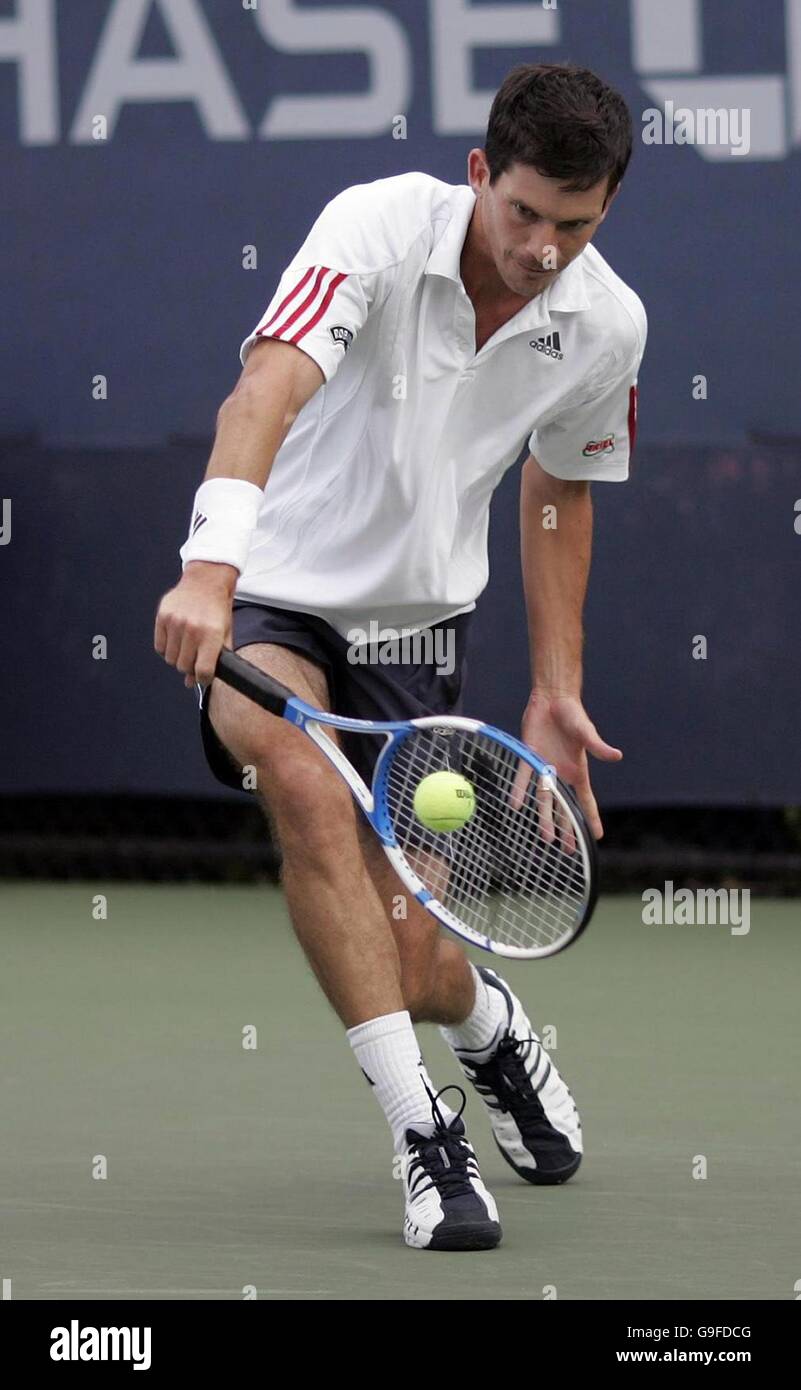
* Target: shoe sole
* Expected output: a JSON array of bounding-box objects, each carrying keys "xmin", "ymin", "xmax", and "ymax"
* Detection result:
[
  {"xmin": 406, "ymin": 1222, "xmax": 503, "ymax": 1252},
  {"xmin": 494, "ymin": 1135, "xmax": 582, "ymax": 1186}
]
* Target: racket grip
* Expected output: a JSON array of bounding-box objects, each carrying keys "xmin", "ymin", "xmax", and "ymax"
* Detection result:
[{"xmin": 215, "ymin": 649, "xmax": 295, "ymax": 717}]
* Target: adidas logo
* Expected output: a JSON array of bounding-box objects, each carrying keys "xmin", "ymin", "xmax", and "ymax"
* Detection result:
[
  {"xmin": 190, "ymin": 510, "xmax": 208, "ymax": 536},
  {"xmin": 530, "ymin": 331, "xmax": 564, "ymax": 360}
]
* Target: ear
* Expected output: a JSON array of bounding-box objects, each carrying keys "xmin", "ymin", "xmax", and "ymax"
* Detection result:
[
  {"xmin": 598, "ymin": 182, "xmax": 622, "ymax": 223},
  {"xmin": 467, "ymin": 147, "xmax": 490, "ymax": 194}
]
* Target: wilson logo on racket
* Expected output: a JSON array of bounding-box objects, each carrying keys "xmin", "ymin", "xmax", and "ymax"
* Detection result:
[{"xmin": 581, "ymin": 433, "xmax": 615, "ymax": 457}]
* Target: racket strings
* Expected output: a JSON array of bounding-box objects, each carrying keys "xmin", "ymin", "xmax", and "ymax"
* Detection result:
[{"xmin": 383, "ymin": 728, "xmax": 589, "ymax": 953}]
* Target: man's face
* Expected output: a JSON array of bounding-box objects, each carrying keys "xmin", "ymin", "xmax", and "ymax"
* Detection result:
[{"xmin": 468, "ymin": 151, "xmax": 615, "ymax": 299}]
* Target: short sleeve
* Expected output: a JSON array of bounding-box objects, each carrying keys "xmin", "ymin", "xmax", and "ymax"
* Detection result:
[
  {"xmin": 529, "ymin": 308, "xmax": 646, "ymax": 481},
  {"xmin": 240, "ymin": 184, "xmax": 393, "ymax": 382}
]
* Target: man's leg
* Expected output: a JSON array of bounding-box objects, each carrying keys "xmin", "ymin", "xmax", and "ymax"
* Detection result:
[
  {"xmin": 356, "ymin": 805, "xmax": 583, "ymax": 1186},
  {"xmin": 353, "ymin": 821, "xmax": 480, "ymax": 1021},
  {"xmin": 208, "ymin": 641, "xmax": 440, "ymax": 1125},
  {"xmin": 206, "ymin": 640, "xmax": 502, "ymax": 1247},
  {"xmin": 210, "ymin": 641, "xmax": 409, "ymax": 1025},
  {"xmin": 356, "ymin": 821, "xmax": 510, "ymax": 1050}
]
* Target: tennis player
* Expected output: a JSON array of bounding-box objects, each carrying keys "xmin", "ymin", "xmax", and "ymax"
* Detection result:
[{"xmin": 155, "ymin": 63, "xmax": 646, "ymax": 1252}]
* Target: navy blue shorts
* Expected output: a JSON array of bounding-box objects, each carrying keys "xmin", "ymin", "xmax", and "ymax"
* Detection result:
[{"xmin": 200, "ymin": 601, "xmax": 473, "ymax": 792}]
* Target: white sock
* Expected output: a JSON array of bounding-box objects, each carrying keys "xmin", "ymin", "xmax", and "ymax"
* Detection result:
[
  {"xmin": 440, "ymin": 963, "xmax": 508, "ymax": 1061},
  {"xmin": 348, "ymin": 1010, "xmax": 442, "ymax": 1154}
]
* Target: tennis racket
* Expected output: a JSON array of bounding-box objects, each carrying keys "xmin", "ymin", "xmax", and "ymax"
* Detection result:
[{"xmin": 215, "ymin": 649, "xmax": 598, "ymax": 960}]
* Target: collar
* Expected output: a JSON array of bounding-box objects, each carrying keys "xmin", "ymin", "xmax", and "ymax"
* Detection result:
[
  {"xmin": 545, "ymin": 253, "xmax": 591, "ymax": 314},
  {"xmin": 424, "ymin": 185, "xmax": 477, "ymax": 282},
  {"xmin": 424, "ymin": 183, "xmax": 592, "ymax": 324}
]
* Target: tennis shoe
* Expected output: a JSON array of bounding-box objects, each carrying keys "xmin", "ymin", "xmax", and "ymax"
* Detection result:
[
  {"xmin": 402, "ymin": 1087, "xmax": 501, "ymax": 1251},
  {"xmin": 453, "ymin": 967, "xmax": 582, "ymax": 1184}
]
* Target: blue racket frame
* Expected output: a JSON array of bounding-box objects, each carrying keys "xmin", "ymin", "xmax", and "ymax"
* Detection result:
[{"xmin": 215, "ymin": 649, "xmax": 597, "ymax": 958}]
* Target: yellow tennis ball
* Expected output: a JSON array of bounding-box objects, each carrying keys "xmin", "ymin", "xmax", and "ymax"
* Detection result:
[{"xmin": 413, "ymin": 771, "xmax": 476, "ymax": 833}]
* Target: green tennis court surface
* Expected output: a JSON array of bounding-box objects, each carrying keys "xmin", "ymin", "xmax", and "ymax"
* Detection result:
[{"xmin": 2, "ymin": 884, "xmax": 798, "ymax": 1301}]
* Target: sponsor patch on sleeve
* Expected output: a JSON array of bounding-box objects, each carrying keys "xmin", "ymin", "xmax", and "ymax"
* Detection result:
[
  {"xmin": 330, "ymin": 325, "xmax": 354, "ymax": 352},
  {"xmin": 581, "ymin": 433, "xmax": 615, "ymax": 458}
]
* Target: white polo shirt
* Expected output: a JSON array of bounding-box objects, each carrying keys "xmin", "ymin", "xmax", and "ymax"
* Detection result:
[{"xmin": 235, "ymin": 172, "xmax": 646, "ymax": 639}]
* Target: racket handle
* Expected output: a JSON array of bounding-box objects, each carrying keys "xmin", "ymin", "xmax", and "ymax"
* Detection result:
[{"xmin": 215, "ymin": 648, "xmax": 295, "ymax": 717}]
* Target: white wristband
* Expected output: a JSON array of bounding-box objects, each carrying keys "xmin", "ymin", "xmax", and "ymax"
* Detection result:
[{"xmin": 179, "ymin": 477, "xmax": 264, "ymax": 576}]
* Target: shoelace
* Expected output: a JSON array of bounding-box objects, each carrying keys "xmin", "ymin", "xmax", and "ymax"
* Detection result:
[
  {"xmin": 469, "ymin": 1034, "xmax": 543, "ymax": 1113},
  {"xmin": 469, "ymin": 1037, "xmax": 578, "ymax": 1162},
  {"xmin": 407, "ymin": 1085, "xmax": 477, "ymax": 1201}
]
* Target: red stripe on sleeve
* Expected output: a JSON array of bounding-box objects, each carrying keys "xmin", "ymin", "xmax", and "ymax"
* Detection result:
[
  {"xmin": 627, "ymin": 384, "xmax": 638, "ymax": 455},
  {"xmin": 290, "ymin": 272, "xmax": 347, "ymax": 345},
  {"xmin": 258, "ymin": 267, "xmax": 316, "ymax": 334},
  {"xmin": 265, "ymin": 266, "xmax": 332, "ymax": 340}
]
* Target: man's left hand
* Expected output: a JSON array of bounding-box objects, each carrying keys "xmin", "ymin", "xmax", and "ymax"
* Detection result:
[{"xmin": 513, "ymin": 691, "xmax": 622, "ymax": 840}]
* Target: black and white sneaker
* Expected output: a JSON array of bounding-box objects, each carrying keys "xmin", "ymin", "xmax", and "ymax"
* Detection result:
[
  {"xmin": 402, "ymin": 1087, "xmax": 502, "ymax": 1251},
  {"xmin": 453, "ymin": 968, "xmax": 583, "ymax": 1185}
]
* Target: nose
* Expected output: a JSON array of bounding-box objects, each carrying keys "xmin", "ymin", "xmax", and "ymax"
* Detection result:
[{"xmin": 525, "ymin": 226, "xmax": 560, "ymax": 267}]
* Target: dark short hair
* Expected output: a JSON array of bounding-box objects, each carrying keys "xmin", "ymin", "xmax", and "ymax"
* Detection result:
[{"xmin": 485, "ymin": 63, "xmax": 633, "ymax": 202}]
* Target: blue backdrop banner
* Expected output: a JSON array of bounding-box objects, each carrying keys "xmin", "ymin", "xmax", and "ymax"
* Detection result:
[
  {"xmin": 1, "ymin": 437, "xmax": 797, "ymax": 804},
  {"xmin": 2, "ymin": 1, "xmax": 799, "ymax": 803}
]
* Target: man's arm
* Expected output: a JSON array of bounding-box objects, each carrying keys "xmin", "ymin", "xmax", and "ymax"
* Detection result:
[
  {"xmin": 154, "ymin": 338, "xmax": 324, "ymax": 686},
  {"xmin": 520, "ymin": 452, "xmax": 591, "ymax": 697},
  {"xmin": 206, "ymin": 335, "xmax": 324, "ymax": 487},
  {"xmin": 518, "ymin": 452, "xmax": 622, "ymax": 838}
]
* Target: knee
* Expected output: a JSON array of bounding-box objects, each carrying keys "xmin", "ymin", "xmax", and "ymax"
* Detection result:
[
  {"xmin": 262, "ymin": 753, "xmax": 356, "ymax": 854},
  {"xmin": 209, "ymin": 682, "xmax": 355, "ymax": 841}
]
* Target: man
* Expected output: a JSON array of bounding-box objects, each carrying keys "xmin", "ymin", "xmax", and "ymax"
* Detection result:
[{"xmin": 155, "ymin": 63, "xmax": 646, "ymax": 1252}]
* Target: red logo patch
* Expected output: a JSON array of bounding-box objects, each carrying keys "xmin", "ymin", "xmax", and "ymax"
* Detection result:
[{"xmin": 581, "ymin": 434, "xmax": 615, "ymax": 457}]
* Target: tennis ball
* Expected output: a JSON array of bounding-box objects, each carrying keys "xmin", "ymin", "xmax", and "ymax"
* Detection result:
[{"xmin": 413, "ymin": 771, "xmax": 476, "ymax": 833}]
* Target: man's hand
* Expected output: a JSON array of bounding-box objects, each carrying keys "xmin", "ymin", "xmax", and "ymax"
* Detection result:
[
  {"xmin": 513, "ymin": 690, "xmax": 622, "ymax": 840},
  {"xmin": 154, "ymin": 561, "xmax": 237, "ymax": 689}
]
